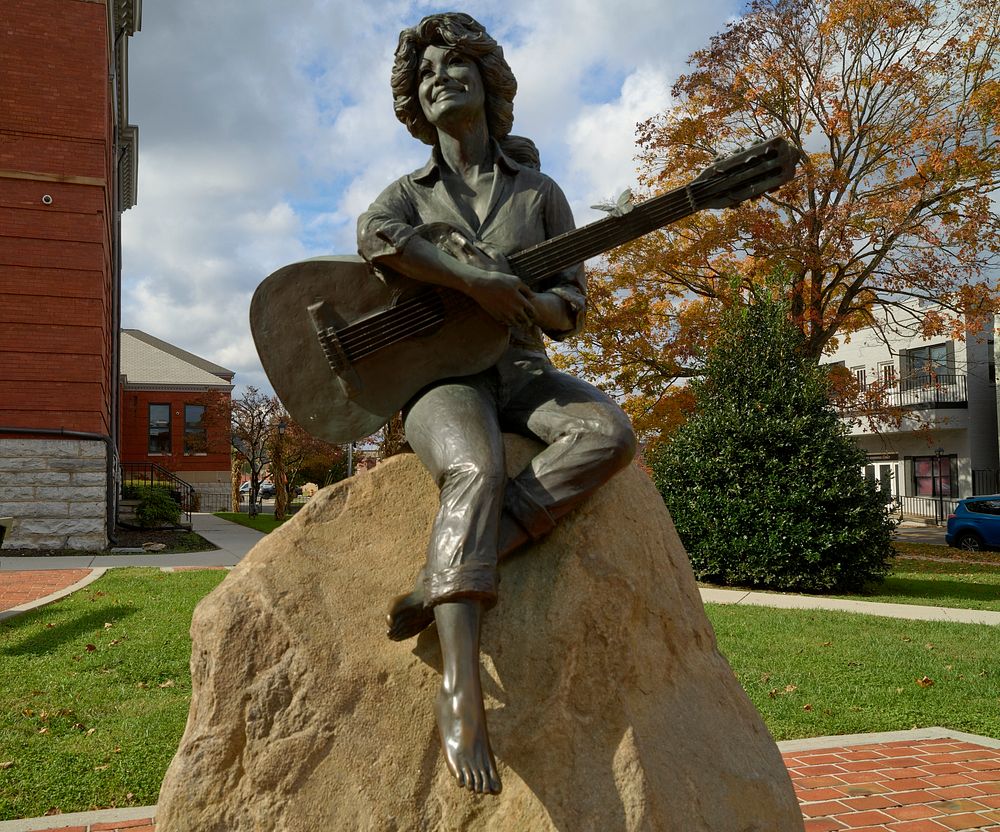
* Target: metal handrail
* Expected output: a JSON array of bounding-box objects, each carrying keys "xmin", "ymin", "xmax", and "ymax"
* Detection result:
[{"xmin": 120, "ymin": 461, "xmax": 195, "ymax": 526}]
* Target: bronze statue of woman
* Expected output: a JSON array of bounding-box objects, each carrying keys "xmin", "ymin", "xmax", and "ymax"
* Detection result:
[{"xmin": 357, "ymin": 12, "xmax": 636, "ymax": 795}]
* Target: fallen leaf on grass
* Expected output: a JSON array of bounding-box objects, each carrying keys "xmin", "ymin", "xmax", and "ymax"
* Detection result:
[
  {"xmin": 802, "ymin": 704, "xmax": 813, "ymax": 711},
  {"xmin": 0, "ymin": 761, "xmax": 13, "ymax": 769},
  {"xmin": 94, "ymin": 764, "xmax": 109, "ymax": 772},
  {"xmin": 85, "ymin": 644, "xmax": 96, "ymax": 653},
  {"xmin": 916, "ymin": 676, "xmax": 935, "ymax": 687},
  {"xmin": 136, "ymin": 682, "xmax": 148, "ymax": 689},
  {"xmin": 37, "ymin": 727, "xmax": 48, "ymax": 734},
  {"xmin": 784, "ymin": 684, "xmax": 798, "ymax": 693},
  {"xmin": 103, "ymin": 622, "xmax": 113, "ymax": 629},
  {"xmin": 158, "ymin": 680, "xmax": 175, "ymax": 689}
]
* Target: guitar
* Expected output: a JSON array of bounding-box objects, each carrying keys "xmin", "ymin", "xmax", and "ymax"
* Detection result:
[{"xmin": 250, "ymin": 136, "xmax": 799, "ymax": 444}]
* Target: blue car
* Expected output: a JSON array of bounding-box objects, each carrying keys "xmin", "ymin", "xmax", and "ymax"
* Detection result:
[{"xmin": 945, "ymin": 495, "xmax": 1000, "ymax": 551}]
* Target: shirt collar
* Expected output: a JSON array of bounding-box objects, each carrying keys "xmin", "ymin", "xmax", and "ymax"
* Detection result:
[{"xmin": 412, "ymin": 139, "xmax": 521, "ymax": 184}]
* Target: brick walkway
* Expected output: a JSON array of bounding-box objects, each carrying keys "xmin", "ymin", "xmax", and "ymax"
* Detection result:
[
  {"xmin": 786, "ymin": 737, "xmax": 1000, "ymax": 831},
  {"xmin": 0, "ymin": 570, "xmax": 93, "ymax": 612},
  {"xmin": 9, "ymin": 737, "xmax": 997, "ymax": 832}
]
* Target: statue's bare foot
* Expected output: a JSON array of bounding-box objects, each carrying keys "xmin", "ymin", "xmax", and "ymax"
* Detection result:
[
  {"xmin": 386, "ymin": 573, "xmax": 433, "ymax": 641},
  {"xmin": 435, "ymin": 683, "xmax": 502, "ymax": 794}
]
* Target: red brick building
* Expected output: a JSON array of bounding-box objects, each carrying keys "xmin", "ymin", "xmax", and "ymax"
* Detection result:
[
  {"xmin": 119, "ymin": 330, "xmax": 234, "ymax": 507},
  {"xmin": 0, "ymin": 0, "xmax": 140, "ymax": 548}
]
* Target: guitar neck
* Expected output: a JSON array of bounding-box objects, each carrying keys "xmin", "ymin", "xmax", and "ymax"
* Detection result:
[{"xmin": 508, "ymin": 179, "xmax": 710, "ymax": 285}]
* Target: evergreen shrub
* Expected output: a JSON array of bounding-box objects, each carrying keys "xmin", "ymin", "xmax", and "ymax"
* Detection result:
[
  {"xmin": 132, "ymin": 485, "xmax": 182, "ymax": 528},
  {"xmin": 648, "ymin": 293, "xmax": 895, "ymax": 593}
]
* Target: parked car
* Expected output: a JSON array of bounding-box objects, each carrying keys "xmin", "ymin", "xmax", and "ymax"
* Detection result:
[
  {"xmin": 945, "ymin": 495, "xmax": 1000, "ymax": 551},
  {"xmin": 239, "ymin": 481, "xmax": 275, "ymax": 499}
]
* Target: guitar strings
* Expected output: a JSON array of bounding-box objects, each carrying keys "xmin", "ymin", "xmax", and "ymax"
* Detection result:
[
  {"xmin": 334, "ymin": 178, "xmax": 724, "ymax": 361},
  {"xmin": 336, "ymin": 290, "xmax": 441, "ymax": 350},
  {"xmin": 338, "ymin": 288, "xmax": 468, "ymax": 357},
  {"xmin": 513, "ymin": 182, "xmax": 715, "ymax": 282},
  {"xmin": 513, "ymin": 185, "xmax": 693, "ymax": 275},
  {"xmin": 340, "ymin": 294, "xmax": 474, "ymax": 360},
  {"xmin": 518, "ymin": 179, "xmax": 713, "ymax": 270}
]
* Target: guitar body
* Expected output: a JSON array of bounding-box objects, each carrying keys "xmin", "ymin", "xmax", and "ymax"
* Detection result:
[{"xmin": 250, "ymin": 255, "xmax": 509, "ymax": 444}]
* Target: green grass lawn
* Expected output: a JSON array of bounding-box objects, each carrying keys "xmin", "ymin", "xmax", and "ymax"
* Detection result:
[
  {"xmin": 213, "ymin": 511, "xmax": 290, "ymax": 534},
  {"xmin": 845, "ymin": 558, "xmax": 1000, "ymax": 611},
  {"xmin": 706, "ymin": 604, "xmax": 1000, "ymax": 741},
  {"xmin": 838, "ymin": 542, "xmax": 1000, "ymax": 611},
  {"xmin": 0, "ymin": 568, "xmax": 227, "ymax": 820},
  {"xmin": 700, "ymin": 542, "xmax": 1000, "ymax": 612}
]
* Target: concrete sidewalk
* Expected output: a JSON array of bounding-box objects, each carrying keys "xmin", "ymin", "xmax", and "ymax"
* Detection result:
[
  {"xmin": 0, "ymin": 513, "xmax": 264, "ymax": 571},
  {"xmin": 701, "ymin": 586, "xmax": 1000, "ymax": 626}
]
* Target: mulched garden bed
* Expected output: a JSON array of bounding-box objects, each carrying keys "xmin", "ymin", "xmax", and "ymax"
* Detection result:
[{"xmin": 1, "ymin": 527, "xmax": 218, "ymax": 557}]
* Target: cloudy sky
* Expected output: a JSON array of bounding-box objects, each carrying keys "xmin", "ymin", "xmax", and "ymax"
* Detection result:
[{"xmin": 121, "ymin": 0, "xmax": 742, "ymax": 394}]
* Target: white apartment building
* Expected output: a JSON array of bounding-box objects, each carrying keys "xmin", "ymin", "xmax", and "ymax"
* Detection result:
[{"xmin": 821, "ymin": 304, "xmax": 998, "ymax": 521}]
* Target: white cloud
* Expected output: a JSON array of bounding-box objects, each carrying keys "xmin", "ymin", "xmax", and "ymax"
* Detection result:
[{"xmin": 121, "ymin": 0, "xmax": 743, "ymax": 396}]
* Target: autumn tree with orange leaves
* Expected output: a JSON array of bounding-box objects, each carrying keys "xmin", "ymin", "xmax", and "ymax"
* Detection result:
[{"xmin": 566, "ymin": 0, "xmax": 1000, "ymax": 438}]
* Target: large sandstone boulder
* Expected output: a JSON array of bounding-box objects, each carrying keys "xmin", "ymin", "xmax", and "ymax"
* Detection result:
[{"xmin": 157, "ymin": 438, "xmax": 803, "ymax": 831}]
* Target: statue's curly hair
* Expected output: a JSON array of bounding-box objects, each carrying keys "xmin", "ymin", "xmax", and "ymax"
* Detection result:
[{"xmin": 391, "ymin": 12, "xmax": 517, "ymax": 147}]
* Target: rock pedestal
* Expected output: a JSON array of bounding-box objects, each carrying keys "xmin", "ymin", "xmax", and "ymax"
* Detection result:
[{"xmin": 157, "ymin": 438, "xmax": 803, "ymax": 831}]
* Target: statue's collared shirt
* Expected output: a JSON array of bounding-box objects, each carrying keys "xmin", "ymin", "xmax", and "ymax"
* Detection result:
[{"xmin": 357, "ymin": 144, "xmax": 586, "ymax": 352}]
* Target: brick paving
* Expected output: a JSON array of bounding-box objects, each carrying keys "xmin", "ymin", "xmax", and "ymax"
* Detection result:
[
  {"xmin": 786, "ymin": 737, "xmax": 1000, "ymax": 831},
  {"xmin": 0, "ymin": 570, "xmax": 92, "ymax": 612},
  {"xmin": 12, "ymin": 737, "xmax": 999, "ymax": 831}
]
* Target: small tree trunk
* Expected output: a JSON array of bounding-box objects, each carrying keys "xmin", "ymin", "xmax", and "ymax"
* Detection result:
[{"xmin": 230, "ymin": 454, "xmax": 242, "ymax": 512}]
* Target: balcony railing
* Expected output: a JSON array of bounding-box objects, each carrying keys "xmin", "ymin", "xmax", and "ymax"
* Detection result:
[
  {"xmin": 836, "ymin": 374, "xmax": 968, "ymax": 414},
  {"xmin": 891, "ymin": 374, "xmax": 967, "ymax": 409}
]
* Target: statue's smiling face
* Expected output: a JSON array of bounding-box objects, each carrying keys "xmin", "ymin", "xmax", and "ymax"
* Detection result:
[{"xmin": 418, "ymin": 45, "xmax": 485, "ymax": 128}]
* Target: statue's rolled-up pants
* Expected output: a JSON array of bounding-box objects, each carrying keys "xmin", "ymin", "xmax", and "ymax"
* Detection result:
[{"xmin": 403, "ymin": 348, "xmax": 637, "ymax": 608}]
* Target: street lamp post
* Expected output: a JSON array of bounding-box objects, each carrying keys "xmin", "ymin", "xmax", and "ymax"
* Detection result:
[{"xmin": 935, "ymin": 447, "xmax": 945, "ymax": 525}]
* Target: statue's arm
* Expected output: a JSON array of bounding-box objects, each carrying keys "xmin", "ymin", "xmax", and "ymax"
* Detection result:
[{"xmin": 531, "ymin": 178, "xmax": 587, "ymax": 340}]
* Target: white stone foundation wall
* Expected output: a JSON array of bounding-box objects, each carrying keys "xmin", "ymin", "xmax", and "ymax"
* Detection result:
[{"xmin": 0, "ymin": 438, "xmax": 109, "ymax": 550}]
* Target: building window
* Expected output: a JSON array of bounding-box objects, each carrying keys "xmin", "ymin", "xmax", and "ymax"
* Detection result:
[
  {"xmin": 184, "ymin": 404, "xmax": 207, "ymax": 454},
  {"xmin": 905, "ymin": 343, "xmax": 949, "ymax": 380},
  {"xmin": 852, "ymin": 366, "xmax": 867, "ymax": 387},
  {"xmin": 879, "ymin": 362, "xmax": 896, "ymax": 384},
  {"xmin": 149, "ymin": 404, "xmax": 171, "ymax": 454},
  {"xmin": 912, "ymin": 455, "xmax": 957, "ymax": 498}
]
